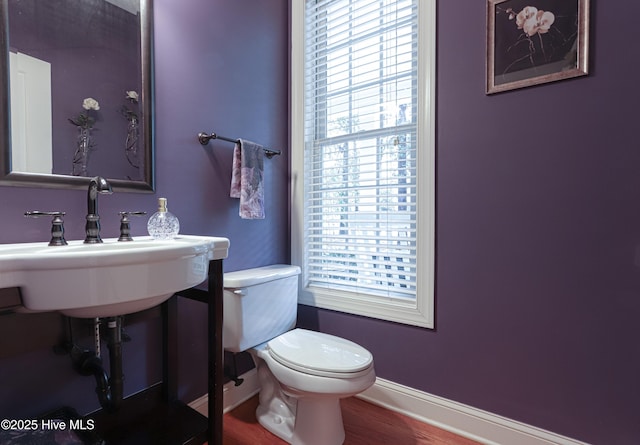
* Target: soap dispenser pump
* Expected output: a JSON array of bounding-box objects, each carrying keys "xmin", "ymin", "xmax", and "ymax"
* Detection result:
[{"xmin": 147, "ymin": 197, "xmax": 180, "ymax": 240}]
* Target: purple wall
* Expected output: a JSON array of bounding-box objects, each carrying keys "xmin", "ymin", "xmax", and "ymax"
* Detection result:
[
  {"xmin": 298, "ymin": 1, "xmax": 640, "ymax": 445},
  {"xmin": 1, "ymin": 0, "xmax": 638, "ymax": 444}
]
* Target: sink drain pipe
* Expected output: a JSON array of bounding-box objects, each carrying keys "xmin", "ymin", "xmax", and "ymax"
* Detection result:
[{"xmin": 71, "ymin": 316, "xmax": 124, "ymax": 412}]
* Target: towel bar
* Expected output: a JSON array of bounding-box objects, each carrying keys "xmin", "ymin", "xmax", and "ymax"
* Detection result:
[{"xmin": 197, "ymin": 132, "xmax": 281, "ymax": 158}]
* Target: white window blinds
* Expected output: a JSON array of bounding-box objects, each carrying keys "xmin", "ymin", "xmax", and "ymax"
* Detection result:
[{"xmin": 304, "ymin": 0, "xmax": 419, "ymax": 301}]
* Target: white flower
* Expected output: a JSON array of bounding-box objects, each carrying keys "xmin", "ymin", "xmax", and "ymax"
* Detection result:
[
  {"xmin": 522, "ymin": 10, "xmax": 555, "ymax": 36},
  {"xmin": 126, "ymin": 90, "xmax": 139, "ymax": 102},
  {"xmin": 534, "ymin": 10, "xmax": 555, "ymax": 35},
  {"xmin": 82, "ymin": 97, "xmax": 100, "ymax": 111},
  {"xmin": 516, "ymin": 6, "xmax": 538, "ymax": 30},
  {"xmin": 121, "ymin": 90, "xmax": 140, "ymax": 120},
  {"xmin": 516, "ymin": 7, "xmax": 556, "ymax": 37}
]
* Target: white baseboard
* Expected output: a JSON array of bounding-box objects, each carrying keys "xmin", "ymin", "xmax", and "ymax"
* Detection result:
[
  {"xmin": 358, "ymin": 378, "xmax": 589, "ymax": 445},
  {"xmin": 190, "ymin": 371, "xmax": 587, "ymax": 445}
]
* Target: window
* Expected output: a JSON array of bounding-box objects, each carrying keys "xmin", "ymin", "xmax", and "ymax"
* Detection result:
[{"xmin": 291, "ymin": 0, "xmax": 435, "ymax": 328}]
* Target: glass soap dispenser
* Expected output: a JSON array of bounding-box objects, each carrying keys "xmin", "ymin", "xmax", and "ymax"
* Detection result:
[{"xmin": 147, "ymin": 197, "xmax": 180, "ymax": 240}]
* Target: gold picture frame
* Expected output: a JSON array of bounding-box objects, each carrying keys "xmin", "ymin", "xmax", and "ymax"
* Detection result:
[{"xmin": 487, "ymin": 0, "xmax": 589, "ymax": 94}]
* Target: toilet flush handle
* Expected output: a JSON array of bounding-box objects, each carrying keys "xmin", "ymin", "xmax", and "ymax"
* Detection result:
[{"xmin": 232, "ymin": 289, "xmax": 246, "ymax": 296}]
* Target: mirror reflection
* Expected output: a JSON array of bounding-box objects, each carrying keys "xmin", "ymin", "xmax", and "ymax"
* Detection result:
[{"xmin": 0, "ymin": 0, "xmax": 154, "ymax": 191}]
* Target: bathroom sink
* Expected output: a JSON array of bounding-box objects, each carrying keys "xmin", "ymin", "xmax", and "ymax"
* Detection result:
[{"xmin": 0, "ymin": 235, "xmax": 230, "ymax": 317}]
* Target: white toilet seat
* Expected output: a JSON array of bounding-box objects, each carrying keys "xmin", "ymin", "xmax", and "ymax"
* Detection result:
[{"xmin": 267, "ymin": 329, "xmax": 373, "ymax": 378}]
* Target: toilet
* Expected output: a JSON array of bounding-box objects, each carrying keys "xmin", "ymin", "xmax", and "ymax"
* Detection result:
[{"xmin": 223, "ymin": 264, "xmax": 376, "ymax": 445}]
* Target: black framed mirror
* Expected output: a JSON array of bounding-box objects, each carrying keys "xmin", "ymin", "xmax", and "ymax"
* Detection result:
[{"xmin": 0, "ymin": 0, "xmax": 154, "ymax": 192}]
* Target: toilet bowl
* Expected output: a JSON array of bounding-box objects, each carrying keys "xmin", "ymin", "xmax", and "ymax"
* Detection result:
[{"xmin": 223, "ymin": 265, "xmax": 376, "ymax": 445}]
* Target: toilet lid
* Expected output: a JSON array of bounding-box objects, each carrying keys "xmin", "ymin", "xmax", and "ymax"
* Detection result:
[{"xmin": 267, "ymin": 329, "xmax": 373, "ymax": 377}]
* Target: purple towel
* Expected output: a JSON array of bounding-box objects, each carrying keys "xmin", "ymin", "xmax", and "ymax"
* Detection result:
[{"xmin": 230, "ymin": 139, "xmax": 265, "ymax": 219}]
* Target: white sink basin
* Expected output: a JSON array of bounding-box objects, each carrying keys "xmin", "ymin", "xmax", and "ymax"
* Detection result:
[{"xmin": 0, "ymin": 235, "xmax": 230, "ymax": 317}]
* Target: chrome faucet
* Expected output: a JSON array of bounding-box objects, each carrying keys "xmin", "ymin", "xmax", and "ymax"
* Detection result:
[{"xmin": 84, "ymin": 176, "xmax": 113, "ymax": 244}]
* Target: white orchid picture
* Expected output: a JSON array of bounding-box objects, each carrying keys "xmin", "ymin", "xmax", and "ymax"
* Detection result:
[{"xmin": 487, "ymin": 0, "xmax": 589, "ymax": 94}]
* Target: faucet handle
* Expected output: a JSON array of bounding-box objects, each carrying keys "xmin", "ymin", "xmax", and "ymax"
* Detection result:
[
  {"xmin": 118, "ymin": 211, "xmax": 147, "ymax": 242},
  {"xmin": 24, "ymin": 211, "xmax": 68, "ymax": 246}
]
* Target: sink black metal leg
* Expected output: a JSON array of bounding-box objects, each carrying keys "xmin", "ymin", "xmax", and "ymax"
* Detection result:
[
  {"xmin": 208, "ymin": 259, "xmax": 224, "ymax": 445},
  {"xmin": 162, "ymin": 296, "xmax": 178, "ymax": 402}
]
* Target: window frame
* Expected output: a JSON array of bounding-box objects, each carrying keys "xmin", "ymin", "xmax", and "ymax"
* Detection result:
[{"xmin": 291, "ymin": 0, "xmax": 436, "ymax": 328}]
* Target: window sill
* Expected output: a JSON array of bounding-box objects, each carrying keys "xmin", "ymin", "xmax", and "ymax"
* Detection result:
[{"xmin": 298, "ymin": 285, "xmax": 433, "ymax": 328}]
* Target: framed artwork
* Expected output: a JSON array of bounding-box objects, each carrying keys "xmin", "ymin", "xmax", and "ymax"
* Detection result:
[{"xmin": 486, "ymin": 0, "xmax": 589, "ymax": 94}]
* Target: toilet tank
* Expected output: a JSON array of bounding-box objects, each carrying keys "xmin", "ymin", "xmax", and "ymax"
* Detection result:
[{"xmin": 223, "ymin": 264, "xmax": 301, "ymax": 352}]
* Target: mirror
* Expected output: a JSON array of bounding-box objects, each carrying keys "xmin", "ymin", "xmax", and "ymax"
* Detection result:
[{"xmin": 0, "ymin": 0, "xmax": 154, "ymax": 192}]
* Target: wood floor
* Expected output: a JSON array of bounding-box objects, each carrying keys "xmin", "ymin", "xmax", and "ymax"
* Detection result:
[{"xmin": 222, "ymin": 395, "xmax": 482, "ymax": 445}]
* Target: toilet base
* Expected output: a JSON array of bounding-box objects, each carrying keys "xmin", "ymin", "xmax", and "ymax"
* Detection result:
[
  {"xmin": 257, "ymin": 394, "xmax": 346, "ymax": 445},
  {"xmin": 252, "ymin": 350, "xmax": 347, "ymax": 445}
]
